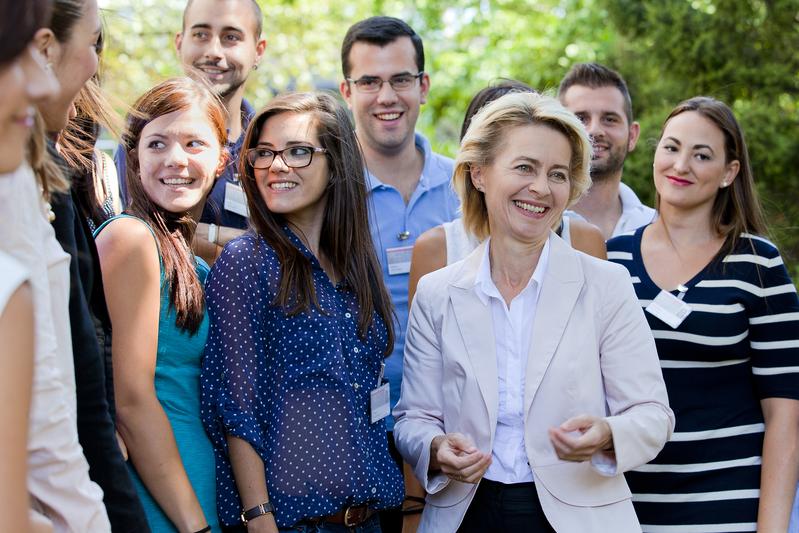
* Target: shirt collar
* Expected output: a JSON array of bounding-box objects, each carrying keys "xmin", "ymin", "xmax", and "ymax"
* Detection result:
[
  {"xmin": 619, "ymin": 182, "xmax": 644, "ymax": 213},
  {"xmin": 474, "ymin": 236, "xmax": 550, "ymax": 306},
  {"xmin": 365, "ymin": 132, "xmax": 446, "ymax": 192},
  {"xmin": 241, "ymin": 98, "xmax": 256, "ymax": 122}
]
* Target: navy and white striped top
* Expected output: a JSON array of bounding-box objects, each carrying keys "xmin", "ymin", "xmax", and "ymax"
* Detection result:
[{"xmin": 608, "ymin": 226, "xmax": 799, "ymax": 533}]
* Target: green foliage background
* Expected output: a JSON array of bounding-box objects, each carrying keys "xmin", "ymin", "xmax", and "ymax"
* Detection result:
[{"xmin": 99, "ymin": 0, "xmax": 798, "ymax": 275}]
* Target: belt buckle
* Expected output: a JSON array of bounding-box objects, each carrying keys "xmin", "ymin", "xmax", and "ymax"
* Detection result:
[{"xmin": 343, "ymin": 505, "xmax": 362, "ymax": 528}]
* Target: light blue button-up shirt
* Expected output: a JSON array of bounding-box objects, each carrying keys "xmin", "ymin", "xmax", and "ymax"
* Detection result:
[{"xmin": 365, "ymin": 132, "xmax": 459, "ymax": 430}]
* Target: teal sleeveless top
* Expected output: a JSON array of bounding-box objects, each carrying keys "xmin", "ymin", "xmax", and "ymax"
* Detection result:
[{"xmin": 94, "ymin": 215, "xmax": 219, "ymax": 532}]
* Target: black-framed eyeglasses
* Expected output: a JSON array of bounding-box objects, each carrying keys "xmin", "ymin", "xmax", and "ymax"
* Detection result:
[
  {"xmin": 346, "ymin": 72, "xmax": 424, "ymax": 93},
  {"xmin": 245, "ymin": 146, "xmax": 328, "ymax": 170}
]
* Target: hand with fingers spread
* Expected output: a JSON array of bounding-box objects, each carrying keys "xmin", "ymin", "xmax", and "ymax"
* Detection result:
[
  {"xmin": 429, "ymin": 433, "xmax": 492, "ymax": 484},
  {"xmin": 548, "ymin": 414, "xmax": 614, "ymax": 462}
]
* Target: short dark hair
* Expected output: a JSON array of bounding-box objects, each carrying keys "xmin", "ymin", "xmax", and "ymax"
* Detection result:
[
  {"xmin": 182, "ymin": 0, "xmax": 263, "ymax": 40},
  {"xmin": 558, "ymin": 62, "xmax": 634, "ymax": 123},
  {"xmin": 341, "ymin": 16, "xmax": 424, "ymax": 78}
]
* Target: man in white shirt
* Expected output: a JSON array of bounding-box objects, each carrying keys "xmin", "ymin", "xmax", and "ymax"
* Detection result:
[{"xmin": 558, "ymin": 63, "xmax": 655, "ymax": 239}]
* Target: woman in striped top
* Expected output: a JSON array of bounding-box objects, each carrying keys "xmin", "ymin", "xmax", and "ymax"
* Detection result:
[{"xmin": 607, "ymin": 96, "xmax": 799, "ymax": 532}]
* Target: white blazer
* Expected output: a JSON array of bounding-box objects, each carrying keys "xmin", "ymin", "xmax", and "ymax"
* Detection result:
[{"xmin": 393, "ymin": 233, "xmax": 674, "ymax": 533}]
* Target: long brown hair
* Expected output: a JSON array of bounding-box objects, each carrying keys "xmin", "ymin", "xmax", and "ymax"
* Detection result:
[
  {"xmin": 239, "ymin": 92, "xmax": 395, "ymax": 354},
  {"xmin": 121, "ymin": 77, "xmax": 227, "ymax": 334},
  {"xmin": 658, "ymin": 97, "xmax": 768, "ymax": 259}
]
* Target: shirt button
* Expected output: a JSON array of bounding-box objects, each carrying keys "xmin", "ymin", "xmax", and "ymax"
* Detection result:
[
  {"xmin": 371, "ymin": 487, "xmax": 377, "ymax": 494},
  {"xmin": 345, "ymin": 312, "xmax": 352, "ymax": 319},
  {"xmin": 353, "ymin": 383, "xmax": 360, "ymax": 390},
  {"xmin": 354, "ymin": 347, "xmax": 360, "ymax": 353}
]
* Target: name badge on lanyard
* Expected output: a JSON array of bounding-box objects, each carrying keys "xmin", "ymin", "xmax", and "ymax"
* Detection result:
[
  {"xmin": 370, "ymin": 363, "xmax": 390, "ymax": 423},
  {"xmin": 386, "ymin": 245, "xmax": 413, "ymax": 275},
  {"xmin": 224, "ymin": 178, "xmax": 249, "ymax": 218},
  {"xmin": 646, "ymin": 287, "xmax": 692, "ymax": 329}
]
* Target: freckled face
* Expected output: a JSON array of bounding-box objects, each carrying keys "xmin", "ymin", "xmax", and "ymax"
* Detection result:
[
  {"xmin": 472, "ymin": 124, "xmax": 572, "ymax": 246},
  {"xmin": 137, "ymin": 107, "xmax": 224, "ymax": 216}
]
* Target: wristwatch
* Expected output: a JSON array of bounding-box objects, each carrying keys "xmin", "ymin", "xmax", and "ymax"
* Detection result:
[{"xmin": 240, "ymin": 501, "xmax": 275, "ymax": 525}]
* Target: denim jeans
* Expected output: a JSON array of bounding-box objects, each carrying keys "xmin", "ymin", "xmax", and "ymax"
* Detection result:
[{"xmin": 279, "ymin": 513, "xmax": 382, "ymax": 533}]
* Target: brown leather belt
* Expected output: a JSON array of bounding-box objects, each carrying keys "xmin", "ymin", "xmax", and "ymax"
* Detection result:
[{"xmin": 305, "ymin": 504, "xmax": 375, "ymax": 528}]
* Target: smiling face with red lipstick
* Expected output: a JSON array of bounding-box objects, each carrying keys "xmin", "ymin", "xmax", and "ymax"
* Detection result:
[{"xmin": 654, "ymin": 110, "xmax": 740, "ymax": 214}]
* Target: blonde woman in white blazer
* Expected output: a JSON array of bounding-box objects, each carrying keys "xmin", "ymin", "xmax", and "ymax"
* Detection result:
[{"xmin": 393, "ymin": 92, "xmax": 674, "ymax": 533}]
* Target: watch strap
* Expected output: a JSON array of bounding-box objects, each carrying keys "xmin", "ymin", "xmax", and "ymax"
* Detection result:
[{"xmin": 240, "ymin": 501, "xmax": 275, "ymax": 524}]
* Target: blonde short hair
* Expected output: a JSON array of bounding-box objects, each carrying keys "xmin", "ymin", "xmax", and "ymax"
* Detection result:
[{"xmin": 453, "ymin": 91, "xmax": 592, "ymax": 241}]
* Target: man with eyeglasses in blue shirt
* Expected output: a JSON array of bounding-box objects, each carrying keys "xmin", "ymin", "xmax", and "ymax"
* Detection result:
[{"xmin": 339, "ymin": 16, "xmax": 459, "ymax": 533}]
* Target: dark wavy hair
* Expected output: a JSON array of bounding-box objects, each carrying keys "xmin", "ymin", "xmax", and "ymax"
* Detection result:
[
  {"xmin": 121, "ymin": 77, "xmax": 228, "ymax": 334},
  {"xmin": 658, "ymin": 96, "xmax": 768, "ymax": 259},
  {"xmin": 239, "ymin": 91, "xmax": 395, "ymax": 355}
]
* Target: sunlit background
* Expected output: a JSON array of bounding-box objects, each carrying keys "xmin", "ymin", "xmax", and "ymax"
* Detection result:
[{"xmin": 96, "ymin": 0, "xmax": 799, "ymax": 274}]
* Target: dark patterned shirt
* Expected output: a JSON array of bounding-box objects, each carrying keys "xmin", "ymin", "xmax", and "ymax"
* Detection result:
[{"xmin": 200, "ymin": 228, "xmax": 403, "ymax": 528}]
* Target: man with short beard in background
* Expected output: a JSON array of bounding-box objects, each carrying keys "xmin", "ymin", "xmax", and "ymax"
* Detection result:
[{"xmin": 558, "ymin": 62, "xmax": 655, "ymax": 239}]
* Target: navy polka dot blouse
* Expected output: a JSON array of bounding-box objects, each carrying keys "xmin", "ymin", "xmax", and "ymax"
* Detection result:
[{"xmin": 200, "ymin": 227, "xmax": 404, "ymax": 528}]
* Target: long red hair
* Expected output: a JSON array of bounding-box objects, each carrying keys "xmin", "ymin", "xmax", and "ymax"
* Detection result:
[{"xmin": 121, "ymin": 77, "xmax": 227, "ymax": 334}]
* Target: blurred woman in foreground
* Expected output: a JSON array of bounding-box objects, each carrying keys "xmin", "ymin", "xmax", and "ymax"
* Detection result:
[
  {"xmin": 32, "ymin": 0, "xmax": 149, "ymax": 528},
  {"xmin": 0, "ymin": 0, "xmax": 58, "ymax": 530}
]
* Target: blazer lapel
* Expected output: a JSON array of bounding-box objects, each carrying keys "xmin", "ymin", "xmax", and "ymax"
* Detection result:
[
  {"xmin": 448, "ymin": 242, "xmax": 499, "ymax": 432},
  {"xmin": 524, "ymin": 233, "xmax": 584, "ymax": 418}
]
